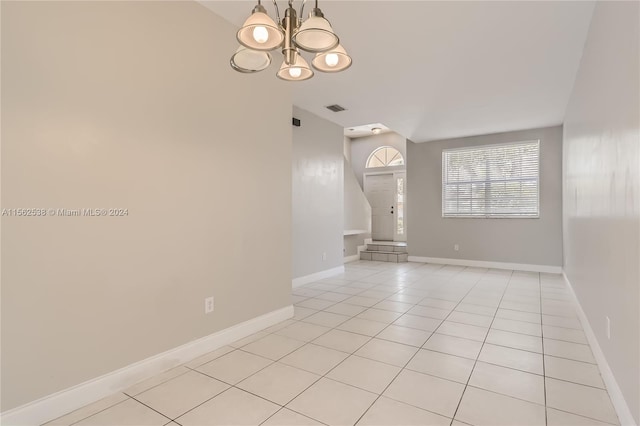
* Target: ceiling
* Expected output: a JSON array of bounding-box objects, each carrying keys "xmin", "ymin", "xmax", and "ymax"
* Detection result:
[
  {"xmin": 344, "ymin": 123, "xmax": 392, "ymax": 138},
  {"xmin": 202, "ymin": 1, "xmax": 595, "ymax": 142}
]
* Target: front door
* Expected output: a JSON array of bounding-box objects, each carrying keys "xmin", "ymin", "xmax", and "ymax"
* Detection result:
[{"xmin": 364, "ymin": 174, "xmax": 395, "ymax": 241}]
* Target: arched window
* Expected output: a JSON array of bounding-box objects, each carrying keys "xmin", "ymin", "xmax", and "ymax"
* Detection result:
[{"xmin": 366, "ymin": 146, "xmax": 404, "ymax": 168}]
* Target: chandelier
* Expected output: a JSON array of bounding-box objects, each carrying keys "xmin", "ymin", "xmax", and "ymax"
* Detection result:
[{"xmin": 230, "ymin": 0, "xmax": 352, "ymax": 81}]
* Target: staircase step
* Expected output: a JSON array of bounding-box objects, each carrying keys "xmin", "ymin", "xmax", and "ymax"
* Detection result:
[
  {"xmin": 367, "ymin": 244, "xmax": 408, "ymax": 253},
  {"xmin": 360, "ymin": 251, "xmax": 408, "ymax": 263}
]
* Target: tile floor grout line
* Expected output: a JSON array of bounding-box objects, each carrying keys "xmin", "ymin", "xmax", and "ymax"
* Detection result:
[
  {"xmin": 293, "ymin": 262, "xmax": 461, "ymax": 424},
  {"xmin": 55, "ymin": 394, "xmax": 133, "ymax": 426},
  {"xmin": 539, "ymin": 272, "xmax": 550, "ymax": 426},
  {"xmin": 458, "ymin": 383, "xmax": 620, "ymax": 426},
  {"xmin": 123, "ymin": 367, "xmax": 193, "ymax": 400},
  {"xmin": 229, "ymin": 304, "xmax": 380, "ymax": 424},
  {"xmin": 308, "ymin": 273, "xmax": 434, "ymax": 348},
  {"xmin": 166, "ymin": 377, "xmax": 291, "ymax": 424},
  {"xmin": 258, "ymin": 406, "xmax": 329, "ymax": 426},
  {"xmin": 270, "ymin": 267, "xmax": 427, "ymax": 424},
  {"xmin": 60, "ymin": 263, "xmax": 610, "ymax": 426},
  {"xmin": 448, "ymin": 268, "xmax": 513, "ymax": 425},
  {"xmin": 126, "ymin": 395, "xmax": 177, "ymax": 424},
  {"xmin": 352, "ymin": 264, "xmax": 491, "ymax": 426},
  {"xmin": 173, "ymin": 370, "xmax": 277, "ymax": 419},
  {"xmin": 545, "ymin": 406, "xmax": 621, "ymax": 426},
  {"xmin": 305, "ymin": 298, "xmax": 587, "ymax": 345}
]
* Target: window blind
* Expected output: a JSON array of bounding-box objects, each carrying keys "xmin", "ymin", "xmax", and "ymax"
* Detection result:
[{"xmin": 442, "ymin": 140, "xmax": 540, "ymax": 218}]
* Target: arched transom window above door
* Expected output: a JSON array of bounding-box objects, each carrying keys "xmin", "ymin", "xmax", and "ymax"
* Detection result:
[{"xmin": 366, "ymin": 146, "xmax": 405, "ymax": 168}]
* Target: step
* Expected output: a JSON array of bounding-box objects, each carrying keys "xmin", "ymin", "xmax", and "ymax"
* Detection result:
[
  {"xmin": 371, "ymin": 241, "xmax": 407, "ymax": 247},
  {"xmin": 360, "ymin": 251, "xmax": 408, "ymax": 263},
  {"xmin": 367, "ymin": 244, "xmax": 408, "ymax": 253}
]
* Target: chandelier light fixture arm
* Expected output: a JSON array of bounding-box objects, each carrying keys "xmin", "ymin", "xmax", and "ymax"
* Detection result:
[
  {"xmin": 230, "ymin": 0, "xmax": 352, "ymax": 81},
  {"xmin": 298, "ymin": 0, "xmax": 309, "ymax": 25},
  {"xmin": 270, "ymin": 0, "xmax": 282, "ymax": 30}
]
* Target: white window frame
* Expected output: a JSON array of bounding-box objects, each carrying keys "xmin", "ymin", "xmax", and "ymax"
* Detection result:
[
  {"xmin": 365, "ymin": 146, "xmax": 405, "ymax": 168},
  {"xmin": 441, "ymin": 140, "xmax": 541, "ymax": 219}
]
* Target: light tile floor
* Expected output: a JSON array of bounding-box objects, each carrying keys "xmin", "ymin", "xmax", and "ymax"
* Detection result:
[{"xmin": 46, "ymin": 261, "xmax": 620, "ymax": 426}]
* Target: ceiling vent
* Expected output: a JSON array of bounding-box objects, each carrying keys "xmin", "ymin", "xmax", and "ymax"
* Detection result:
[{"xmin": 325, "ymin": 104, "xmax": 346, "ymax": 112}]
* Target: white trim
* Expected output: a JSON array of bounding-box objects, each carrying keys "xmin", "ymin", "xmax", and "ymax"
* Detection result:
[
  {"xmin": 442, "ymin": 138, "xmax": 541, "ymax": 153},
  {"xmin": 344, "ymin": 254, "xmax": 360, "ymax": 263},
  {"xmin": 562, "ymin": 272, "xmax": 637, "ymax": 426},
  {"xmin": 364, "ymin": 171, "xmax": 406, "ymax": 242},
  {"xmin": 0, "ymin": 305, "xmax": 294, "ymax": 426},
  {"xmin": 343, "ymin": 229, "xmax": 368, "ymax": 236},
  {"xmin": 292, "ymin": 265, "xmax": 345, "ymax": 288},
  {"xmin": 365, "ymin": 146, "xmax": 405, "ymax": 169},
  {"xmin": 363, "ymin": 169, "xmax": 406, "ymax": 177},
  {"xmin": 442, "ymin": 139, "xmax": 540, "ymax": 219},
  {"xmin": 407, "ymin": 256, "xmax": 562, "ymax": 273}
]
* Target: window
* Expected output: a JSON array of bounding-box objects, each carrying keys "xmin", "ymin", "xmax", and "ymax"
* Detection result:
[
  {"xmin": 366, "ymin": 146, "xmax": 404, "ymax": 168},
  {"xmin": 396, "ymin": 176, "xmax": 404, "ymax": 235},
  {"xmin": 442, "ymin": 140, "xmax": 540, "ymax": 218}
]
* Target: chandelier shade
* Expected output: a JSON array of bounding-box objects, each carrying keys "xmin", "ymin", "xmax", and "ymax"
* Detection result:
[
  {"xmin": 292, "ymin": 14, "xmax": 339, "ymax": 52},
  {"xmin": 230, "ymin": 46, "xmax": 272, "ymax": 73},
  {"xmin": 236, "ymin": 6, "xmax": 284, "ymax": 51},
  {"xmin": 230, "ymin": 1, "xmax": 350, "ymax": 82},
  {"xmin": 312, "ymin": 44, "xmax": 352, "ymax": 72},
  {"xmin": 277, "ymin": 53, "xmax": 314, "ymax": 81}
]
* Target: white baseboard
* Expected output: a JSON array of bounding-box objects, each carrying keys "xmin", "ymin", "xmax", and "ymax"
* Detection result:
[
  {"xmin": 292, "ymin": 265, "xmax": 345, "ymax": 288},
  {"xmin": 407, "ymin": 256, "xmax": 562, "ymax": 273},
  {"xmin": 344, "ymin": 254, "xmax": 360, "ymax": 263},
  {"xmin": 562, "ymin": 272, "xmax": 637, "ymax": 426},
  {"xmin": 1, "ymin": 305, "xmax": 294, "ymax": 426}
]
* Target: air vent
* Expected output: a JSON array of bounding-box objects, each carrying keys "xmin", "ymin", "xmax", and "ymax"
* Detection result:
[{"xmin": 326, "ymin": 104, "xmax": 346, "ymax": 112}]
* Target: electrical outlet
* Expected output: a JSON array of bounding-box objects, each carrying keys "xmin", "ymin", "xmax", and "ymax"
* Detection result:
[
  {"xmin": 454, "ymin": 244, "xmax": 459, "ymax": 251},
  {"xmin": 322, "ymin": 252, "xmax": 327, "ymax": 261},
  {"xmin": 205, "ymin": 296, "xmax": 214, "ymax": 314},
  {"xmin": 606, "ymin": 316, "xmax": 611, "ymax": 339}
]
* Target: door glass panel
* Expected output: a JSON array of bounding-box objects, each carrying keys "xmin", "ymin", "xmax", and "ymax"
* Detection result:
[
  {"xmin": 366, "ymin": 146, "xmax": 405, "ymax": 168},
  {"xmin": 397, "ymin": 177, "xmax": 404, "ymax": 235}
]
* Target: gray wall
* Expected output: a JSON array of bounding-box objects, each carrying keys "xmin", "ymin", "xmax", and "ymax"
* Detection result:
[
  {"xmin": 344, "ymin": 234, "xmax": 371, "ymax": 257},
  {"xmin": 343, "ymin": 136, "xmax": 352, "ymax": 163},
  {"xmin": 349, "ymin": 132, "xmax": 407, "ymax": 189},
  {"xmin": 563, "ymin": 1, "xmax": 640, "ymax": 422},
  {"xmin": 292, "ymin": 107, "xmax": 344, "ymax": 279},
  {"xmin": 343, "ymin": 157, "xmax": 372, "ymax": 257},
  {"xmin": 407, "ymin": 126, "xmax": 563, "ymax": 267},
  {"xmin": 344, "ymin": 158, "xmax": 371, "ymax": 233},
  {"xmin": 2, "ymin": 1, "xmax": 292, "ymax": 411}
]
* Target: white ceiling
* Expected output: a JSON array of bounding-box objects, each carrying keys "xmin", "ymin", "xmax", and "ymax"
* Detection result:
[
  {"xmin": 345, "ymin": 123, "xmax": 392, "ymax": 138},
  {"xmin": 202, "ymin": 1, "xmax": 595, "ymax": 142}
]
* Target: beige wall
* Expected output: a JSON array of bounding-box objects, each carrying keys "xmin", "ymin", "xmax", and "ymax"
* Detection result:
[
  {"xmin": 563, "ymin": 1, "xmax": 640, "ymax": 422},
  {"xmin": 407, "ymin": 126, "xmax": 563, "ymax": 267},
  {"xmin": 292, "ymin": 106, "xmax": 344, "ymax": 279},
  {"xmin": 1, "ymin": 1, "xmax": 292, "ymax": 411}
]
